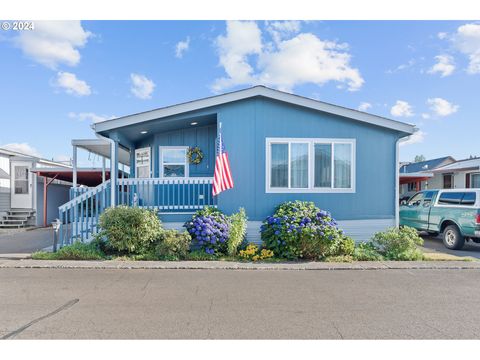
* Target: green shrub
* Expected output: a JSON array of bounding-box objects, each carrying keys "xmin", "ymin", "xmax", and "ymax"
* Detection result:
[
  {"xmin": 156, "ymin": 229, "xmax": 191, "ymax": 260},
  {"xmin": 370, "ymin": 226, "xmax": 424, "ymax": 261},
  {"xmin": 227, "ymin": 208, "xmax": 247, "ymax": 256},
  {"xmin": 98, "ymin": 206, "xmax": 162, "ymax": 253},
  {"xmin": 32, "ymin": 241, "xmax": 105, "ymax": 260},
  {"xmin": 340, "ymin": 237, "xmax": 356, "ymax": 256},
  {"xmin": 261, "ymin": 201, "xmax": 352, "ymax": 260},
  {"xmin": 353, "ymin": 242, "xmax": 384, "ymax": 261}
]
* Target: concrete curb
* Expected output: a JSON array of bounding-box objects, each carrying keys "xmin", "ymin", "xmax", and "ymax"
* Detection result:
[{"xmin": 0, "ymin": 259, "xmax": 480, "ymax": 270}]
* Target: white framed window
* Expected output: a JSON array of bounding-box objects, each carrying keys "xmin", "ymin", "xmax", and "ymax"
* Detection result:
[
  {"xmin": 135, "ymin": 147, "xmax": 151, "ymax": 178},
  {"xmin": 470, "ymin": 173, "xmax": 480, "ymax": 188},
  {"xmin": 159, "ymin": 146, "xmax": 189, "ymax": 178},
  {"xmin": 266, "ymin": 138, "xmax": 356, "ymax": 193}
]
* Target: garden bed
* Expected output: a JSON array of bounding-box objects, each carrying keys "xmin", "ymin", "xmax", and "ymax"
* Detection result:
[{"xmin": 31, "ymin": 201, "xmax": 447, "ymax": 263}]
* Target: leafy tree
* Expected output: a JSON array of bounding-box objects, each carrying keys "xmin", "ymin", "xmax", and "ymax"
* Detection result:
[{"xmin": 414, "ymin": 155, "xmax": 426, "ymax": 162}]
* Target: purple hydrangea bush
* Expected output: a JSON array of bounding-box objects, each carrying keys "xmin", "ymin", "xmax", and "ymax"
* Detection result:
[
  {"xmin": 261, "ymin": 201, "xmax": 354, "ymax": 260},
  {"xmin": 184, "ymin": 207, "xmax": 230, "ymax": 255}
]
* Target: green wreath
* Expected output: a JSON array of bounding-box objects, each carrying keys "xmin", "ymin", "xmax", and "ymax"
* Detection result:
[{"xmin": 187, "ymin": 146, "xmax": 204, "ymax": 165}]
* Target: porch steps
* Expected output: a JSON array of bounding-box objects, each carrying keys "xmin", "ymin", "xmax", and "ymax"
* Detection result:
[{"xmin": 0, "ymin": 209, "xmax": 36, "ymax": 229}]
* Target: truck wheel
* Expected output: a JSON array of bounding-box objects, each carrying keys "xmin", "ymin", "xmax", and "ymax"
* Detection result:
[{"xmin": 443, "ymin": 225, "xmax": 465, "ymax": 250}]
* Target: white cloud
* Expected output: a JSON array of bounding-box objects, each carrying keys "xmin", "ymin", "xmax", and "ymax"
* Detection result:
[
  {"xmin": 427, "ymin": 97, "xmax": 459, "ymax": 117},
  {"xmin": 386, "ymin": 59, "xmax": 415, "ymax": 74},
  {"xmin": 130, "ymin": 73, "xmax": 155, "ymax": 99},
  {"xmin": 53, "ymin": 72, "xmax": 91, "ymax": 96},
  {"xmin": 0, "ymin": 143, "xmax": 42, "ymax": 157},
  {"xmin": 14, "ymin": 21, "xmax": 91, "ymax": 69},
  {"xmin": 390, "ymin": 100, "xmax": 414, "ymax": 117},
  {"xmin": 358, "ymin": 102, "xmax": 372, "ymax": 112},
  {"xmin": 175, "ymin": 37, "xmax": 190, "ymax": 58},
  {"xmin": 212, "ymin": 21, "xmax": 364, "ymax": 93},
  {"xmin": 428, "ymin": 54, "xmax": 455, "ymax": 77},
  {"xmin": 213, "ymin": 21, "xmax": 262, "ymax": 92},
  {"xmin": 266, "ymin": 20, "xmax": 301, "ymax": 44},
  {"xmin": 421, "ymin": 113, "xmax": 431, "ymax": 119},
  {"xmin": 437, "ymin": 32, "xmax": 448, "ymax": 40},
  {"xmin": 443, "ymin": 23, "xmax": 480, "ymax": 74},
  {"xmin": 68, "ymin": 112, "xmax": 116, "ymax": 123},
  {"xmin": 400, "ymin": 130, "xmax": 425, "ymax": 147}
]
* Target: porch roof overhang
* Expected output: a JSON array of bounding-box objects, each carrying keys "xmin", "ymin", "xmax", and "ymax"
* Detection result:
[
  {"xmin": 31, "ymin": 167, "xmax": 125, "ymax": 187},
  {"xmin": 72, "ymin": 139, "xmax": 131, "ymax": 166},
  {"xmin": 399, "ymin": 172, "xmax": 434, "ymax": 185},
  {"xmin": 93, "ymin": 86, "xmax": 416, "ymax": 137}
]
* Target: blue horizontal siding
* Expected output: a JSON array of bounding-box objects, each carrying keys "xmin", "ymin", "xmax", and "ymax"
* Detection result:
[
  {"xmin": 216, "ymin": 97, "xmax": 400, "ymax": 222},
  {"xmin": 108, "ymin": 96, "xmax": 402, "ymax": 223},
  {"xmin": 135, "ymin": 124, "xmax": 216, "ymax": 178}
]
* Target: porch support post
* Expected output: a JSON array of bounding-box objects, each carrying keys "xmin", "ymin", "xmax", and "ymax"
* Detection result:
[
  {"xmin": 110, "ymin": 140, "xmax": 118, "ymax": 207},
  {"xmin": 102, "ymin": 156, "xmax": 106, "ymax": 183},
  {"xmin": 43, "ymin": 177, "xmax": 47, "ymax": 227},
  {"xmin": 43, "ymin": 174, "xmax": 58, "ymax": 227},
  {"xmin": 72, "ymin": 145, "xmax": 77, "ymax": 188}
]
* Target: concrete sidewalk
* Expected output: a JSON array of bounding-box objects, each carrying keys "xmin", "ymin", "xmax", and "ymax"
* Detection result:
[{"xmin": 1, "ymin": 258, "xmax": 479, "ymax": 270}]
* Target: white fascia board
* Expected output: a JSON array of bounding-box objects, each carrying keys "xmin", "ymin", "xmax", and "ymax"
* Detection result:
[
  {"xmin": 399, "ymin": 172, "xmax": 434, "ymax": 178},
  {"xmin": 72, "ymin": 139, "xmax": 109, "ymax": 146},
  {"xmin": 94, "ymin": 86, "xmax": 416, "ymax": 134}
]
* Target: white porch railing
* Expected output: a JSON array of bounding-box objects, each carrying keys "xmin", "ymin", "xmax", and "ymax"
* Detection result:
[
  {"xmin": 116, "ymin": 177, "xmax": 216, "ymax": 211},
  {"xmin": 57, "ymin": 177, "xmax": 215, "ymax": 248}
]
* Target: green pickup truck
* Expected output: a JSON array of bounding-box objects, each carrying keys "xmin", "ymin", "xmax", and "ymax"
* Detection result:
[{"xmin": 399, "ymin": 189, "xmax": 480, "ymax": 250}]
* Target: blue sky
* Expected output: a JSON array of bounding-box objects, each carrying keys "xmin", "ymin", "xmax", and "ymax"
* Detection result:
[{"xmin": 0, "ymin": 20, "xmax": 478, "ymax": 165}]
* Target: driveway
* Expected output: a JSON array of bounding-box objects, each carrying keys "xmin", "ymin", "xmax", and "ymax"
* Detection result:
[
  {"xmin": 1, "ymin": 267, "xmax": 480, "ymax": 339},
  {"xmin": 420, "ymin": 234, "xmax": 480, "ymax": 260},
  {"xmin": 0, "ymin": 228, "xmax": 53, "ymax": 254}
]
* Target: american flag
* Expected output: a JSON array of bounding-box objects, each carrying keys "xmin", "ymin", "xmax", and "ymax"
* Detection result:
[{"xmin": 212, "ymin": 130, "xmax": 234, "ymax": 196}]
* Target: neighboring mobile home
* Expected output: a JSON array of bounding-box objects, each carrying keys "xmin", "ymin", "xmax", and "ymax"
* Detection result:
[
  {"xmin": 0, "ymin": 147, "xmax": 71, "ymax": 228},
  {"xmin": 399, "ymin": 156, "xmax": 480, "ymax": 194},
  {"xmin": 431, "ymin": 157, "xmax": 480, "ymax": 189},
  {"xmin": 399, "ymin": 156, "xmax": 456, "ymax": 193},
  {"xmin": 61, "ymin": 86, "xmax": 415, "ymax": 245}
]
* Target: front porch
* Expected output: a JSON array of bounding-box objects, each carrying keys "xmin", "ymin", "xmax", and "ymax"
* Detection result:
[{"xmin": 59, "ymin": 116, "xmax": 219, "ymax": 247}]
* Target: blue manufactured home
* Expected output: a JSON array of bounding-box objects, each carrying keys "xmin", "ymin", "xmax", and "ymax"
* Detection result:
[{"xmin": 59, "ymin": 86, "xmax": 415, "ymax": 246}]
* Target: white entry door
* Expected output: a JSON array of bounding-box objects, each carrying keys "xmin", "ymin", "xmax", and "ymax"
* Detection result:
[{"xmin": 11, "ymin": 161, "xmax": 33, "ymax": 209}]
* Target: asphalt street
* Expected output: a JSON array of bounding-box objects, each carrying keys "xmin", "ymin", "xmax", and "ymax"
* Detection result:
[{"xmin": 1, "ymin": 267, "xmax": 479, "ymax": 339}]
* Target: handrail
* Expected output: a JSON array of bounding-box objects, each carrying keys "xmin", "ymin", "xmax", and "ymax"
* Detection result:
[
  {"xmin": 118, "ymin": 177, "xmax": 214, "ymax": 185},
  {"xmin": 59, "ymin": 179, "xmax": 111, "ymax": 212},
  {"xmin": 56, "ymin": 177, "xmax": 216, "ymax": 248}
]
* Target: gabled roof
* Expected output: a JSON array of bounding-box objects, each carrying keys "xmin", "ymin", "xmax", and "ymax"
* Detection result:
[
  {"xmin": 432, "ymin": 157, "xmax": 480, "ymax": 173},
  {"xmin": 93, "ymin": 86, "xmax": 416, "ymax": 135},
  {"xmin": 400, "ymin": 156, "xmax": 456, "ymax": 174},
  {"xmin": 0, "ymin": 147, "xmax": 71, "ymax": 168}
]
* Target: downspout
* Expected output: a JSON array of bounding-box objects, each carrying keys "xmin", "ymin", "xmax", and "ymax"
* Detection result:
[
  {"xmin": 95, "ymin": 133, "xmax": 117, "ymax": 208},
  {"xmin": 395, "ymin": 138, "xmax": 400, "ymax": 227}
]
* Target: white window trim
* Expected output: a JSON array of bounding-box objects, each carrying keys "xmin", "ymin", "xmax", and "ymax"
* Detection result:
[
  {"xmin": 265, "ymin": 137, "xmax": 356, "ymax": 193},
  {"xmin": 469, "ymin": 172, "xmax": 480, "ymax": 188},
  {"xmin": 159, "ymin": 146, "xmax": 189, "ymax": 179},
  {"xmin": 135, "ymin": 147, "xmax": 151, "ymax": 178}
]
